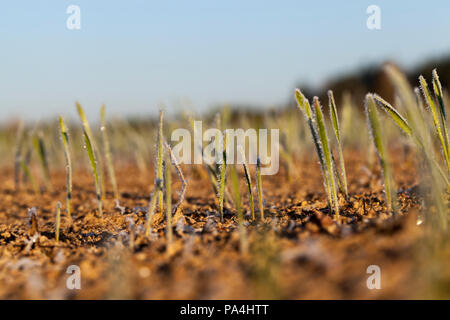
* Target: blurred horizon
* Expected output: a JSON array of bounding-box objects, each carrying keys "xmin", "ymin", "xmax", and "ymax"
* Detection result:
[{"xmin": 1, "ymin": 1, "xmax": 450, "ymax": 122}]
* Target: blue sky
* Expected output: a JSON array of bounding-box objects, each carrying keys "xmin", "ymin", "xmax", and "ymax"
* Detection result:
[{"xmin": 1, "ymin": 0, "xmax": 450, "ymax": 121}]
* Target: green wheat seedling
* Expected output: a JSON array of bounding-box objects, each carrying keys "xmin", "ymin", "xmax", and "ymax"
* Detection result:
[
  {"xmin": 328, "ymin": 90, "xmax": 348, "ymax": 199},
  {"xmin": 188, "ymin": 117, "xmax": 231, "ymax": 205},
  {"xmin": 229, "ymin": 164, "xmax": 248, "ymax": 255},
  {"xmin": 76, "ymin": 102, "xmax": 95, "ymax": 146},
  {"xmin": 20, "ymin": 159, "xmax": 39, "ymax": 195},
  {"xmin": 373, "ymin": 92, "xmax": 449, "ymax": 186},
  {"xmin": 373, "ymin": 94, "xmax": 424, "ymax": 150},
  {"xmin": 420, "ymin": 74, "xmax": 450, "ymax": 174},
  {"xmin": 331, "ymin": 154, "xmax": 344, "ymax": 191},
  {"xmin": 83, "ymin": 128, "xmax": 103, "ymax": 217},
  {"xmin": 59, "ymin": 116, "xmax": 73, "ymax": 221},
  {"xmin": 313, "ymin": 96, "xmax": 339, "ymax": 217},
  {"xmin": 256, "ymin": 157, "xmax": 264, "ymax": 220},
  {"xmin": 156, "ymin": 110, "xmax": 164, "ymax": 218},
  {"xmin": 146, "ymin": 115, "xmax": 188, "ymax": 237},
  {"xmin": 414, "ymin": 86, "xmax": 438, "ymax": 147},
  {"xmin": 373, "ymin": 94, "xmax": 449, "ymax": 187},
  {"xmin": 145, "ymin": 182, "xmax": 162, "ymax": 237},
  {"xmin": 382, "ymin": 65, "xmax": 448, "ymax": 230},
  {"xmin": 295, "ymin": 89, "xmax": 333, "ymax": 209},
  {"xmin": 365, "ymin": 94, "xmax": 397, "ymax": 213},
  {"xmin": 164, "ymin": 140, "xmax": 187, "ymax": 218},
  {"xmin": 55, "ymin": 201, "xmax": 62, "ymax": 242},
  {"xmin": 206, "ymin": 164, "xmax": 220, "ymax": 194},
  {"xmin": 22, "ymin": 140, "xmax": 33, "ymax": 184},
  {"xmin": 101, "ymin": 105, "xmax": 119, "ymax": 200},
  {"xmin": 213, "ymin": 115, "xmax": 235, "ymax": 208},
  {"xmin": 432, "ymin": 69, "xmax": 450, "ymax": 158},
  {"xmin": 414, "ymin": 87, "xmax": 434, "ymax": 135},
  {"xmin": 238, "ymin": 146, "xmax": 255, "ymax": 220},
  {"xmin": 76, "ymin": 102, "xmax": 106, "ymax": 200},
  {"xmin": 373, "ymin": 94, "xmax": 413, "ymax": 136},
  {"xmin": 383, "ymin": 65, "xmax": 449, "ymax": 184},
  {"xmin": 164, "ymin": 157, "xmax": 173, "ymax": 250},
  {"xmin": 32, "ymin": 132, "xmax": 52, "ymax": 192},
  {"xmin": 218, "ymin": 131, "xmax": 228, "ymax": 222},
  {"xmin": 214, "ymin": 113, "xmax": 222, "ymax": 175},
  {"xmin": 188, "ymin": 117, "xmax": 222, "ymax": 200},
  {"xmin": 14, "ymin": 121, "xmax": 24, "ymax": 190}
]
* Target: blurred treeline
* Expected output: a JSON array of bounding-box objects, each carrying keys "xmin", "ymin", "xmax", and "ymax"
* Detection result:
[
  {"xmin": 288, "ymin": 55, "xmax": 450, "ymax": 112},
  {"xmin": 205, "ymin": 56, "xmax": 450, "ymax": 122}
]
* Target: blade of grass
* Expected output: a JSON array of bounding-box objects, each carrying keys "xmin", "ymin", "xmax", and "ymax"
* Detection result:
[
  {"xmin": 328, "ymin": 90, "xmax": 348, "ymax": 199},
  {"xmin": 385, "ymin": 65, "xmax": 450, "ymax": 232},
  {"xmin": 218, "ymin": 131, "xmax": 227, "ymax": 222},
  {"xmin": 189, "ymin": 117, "xmax": 221, "ymax": 200},
  {"xmin": 414, "ymin": 87, "xmax": 431, "ymax": 133},
  {"xmin": 164, "ymin": 140, "xmax": 187, "ymax": 218},
  {"xmin": 156, "ymin": 110, "xmax": 164, "ymax": 218},
  {"xmin": 101, "ymin": 105, "xmax": 119, "ymax": 200},
  {"xmin": 365, "ymin": 94, "xmax": 397, "ymax": 213},
  {"xmin": 229, "ymin": 164, "xmax": 248, "ymax": 255},
  {"xmin": 55, "ymin": 201, "xmax": 61, "ymax": 242},
  {"xmin": 76, "ymin": 102, "xmax": 106, "ymax": 200},
  {"xmin": 83, "ymin": 128, "xmax": 103, "ymax": 217},
  {"xmin": 145, "ymin": 183, "xmax": 161, "ymax": 237},
  {"xmin": 374, "ymin": 93, "xmax": 449, "ymax": 187},
  {"xmin": 331, "ymin": 153, "xmax": 345, "ymax": 196},
  {"xmin": 373, "ymin": 94, "xmax": 413, "ymax": 137},
  {"xmin": 256, "ymin": 157, "xmax": 264, "ymax": 220},
  {"xmin": 59, "ymin": 116, "xmax": 73, "ymax": 221},
  {"xmin": 164, "ymin": 157, "xmax": 173, "ymax": 251},
  {"xmin": 22, "ymin": 142, "xmax": 33, "ymax": 184},
  {"xmin": 32, "ymin": 132, "xmax": 52, "ymax": 192},
  {"xmin": 239, "ymin": 145, "xmax": 255, "ymax": 220},
  {"xmin": 432, "ymin": 69, "xmax": 450, "ymax": 169},
  {"xmin": 214, "ymin": 113, "xmax": 222, "ymax": 175},
  {"xmin": 419, "ymin": 75, "xmax": 450, "ymax": 173},
  {"xmin": 313, "ymin": 96, "xmax": 339, "ymax": 218},
  {"xmin": 295, "ymin": 89, "xmax": 333, "ymax": 208}
]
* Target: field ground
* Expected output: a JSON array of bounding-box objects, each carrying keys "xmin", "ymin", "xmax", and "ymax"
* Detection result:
[{"xmin": 1, "ymin": 148, "xmax": 449, "ymax": 299}]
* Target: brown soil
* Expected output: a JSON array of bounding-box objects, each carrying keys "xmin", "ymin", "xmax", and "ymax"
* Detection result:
[{"xmin": 0, "ymin": 149, "xmax": 448, "ymax": 299}]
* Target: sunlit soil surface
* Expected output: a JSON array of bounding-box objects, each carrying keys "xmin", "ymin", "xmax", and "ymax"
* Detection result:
[{"xmin": 0, "ymin": 149, "xmax": 448, "ymax": 299}]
